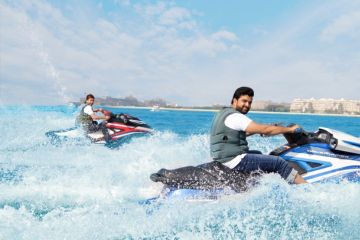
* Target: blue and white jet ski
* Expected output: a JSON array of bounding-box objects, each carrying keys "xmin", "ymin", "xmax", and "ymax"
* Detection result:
[
  {"xmin": 150, "ymin": 127, "xmax": 360, "ymax": 200},
  {"xmin": 46, "ymin": 110, "xmax": 153, "ymax": 147}
]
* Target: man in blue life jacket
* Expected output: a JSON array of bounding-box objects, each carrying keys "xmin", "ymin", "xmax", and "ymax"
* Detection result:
[
  {"xmin": 210, "ymin": 87, "xmax": 307, "ymax": 184},
  {"xmin": 76, "ymin": 94, "xmax": 112, "ymax": 142}
]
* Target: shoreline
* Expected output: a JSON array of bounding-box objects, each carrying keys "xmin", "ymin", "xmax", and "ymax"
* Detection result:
[
  {"xmin": 103, "ymin": 105, "xmax": 218, "ymax": 112},
  {"xmin": 103, "ymin": 105, "xmax": 360, "ymax": 117},
  {"xmin": 3, "ymin": 104, "xmax": 358, "ymax": 117}
]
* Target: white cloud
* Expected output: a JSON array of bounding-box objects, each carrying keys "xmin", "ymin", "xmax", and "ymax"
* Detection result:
[
  {"xmin": 134, "ymin": 2, "xmax": 167, "ymax": 17},
  {"xmin": 321, "ymin": 11, "xmax": 360, "ymax": 41},
  {"xmin": 1, "ymin": 0, "xmax": 360, "ymax": 106},
  {"xmin": 0, "ymin": 1, "xmax": 241, "ymax": 105},
  {"xmin": 159, "ymin": 7, "xmax": 191, "ymax": 25},
  {"xmin": 135, "ymin": 3, "xmax": 197, "ymax": 31},
  {"xmin": 211, "ymin": 30, "xmax": 238, "ymax": 42}
]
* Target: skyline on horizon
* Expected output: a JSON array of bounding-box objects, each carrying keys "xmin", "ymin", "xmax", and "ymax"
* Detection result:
[
  {"xmin": 78, "ymin": 94, "xmax": 359, "ymax": 104},
  {"xmin": 1, "ymin": 0, "xmax": 360, "ymax": 106}
]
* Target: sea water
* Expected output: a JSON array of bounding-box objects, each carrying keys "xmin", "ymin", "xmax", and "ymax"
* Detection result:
[{"xmin": 0, "ymin": 105, "xmax": 359, "ymax": 240}]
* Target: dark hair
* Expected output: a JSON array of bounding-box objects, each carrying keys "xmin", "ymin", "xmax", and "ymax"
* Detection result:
[
  {"xmin": 86, "ymin": 94, "xmax": 95, "ymax": 100},
  {"xmin": 231, "ymin": 87, "xmax": 254, "ymax": 104},
  {"xmin": 84, "ymin": 94, "xmax": 95, "ymax": 103}
]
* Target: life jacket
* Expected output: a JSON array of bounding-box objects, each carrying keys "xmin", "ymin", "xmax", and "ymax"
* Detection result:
[
  {"xmin": 75, "ymin": 105, "xmax": 94, "ymax": 127},
  {"xmin": 210, "ymin": 107, "xmax": 249, "ymax": 163}
]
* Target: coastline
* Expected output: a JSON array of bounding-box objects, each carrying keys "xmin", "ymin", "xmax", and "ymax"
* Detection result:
[
  {"xmin": 103, "ymin": 105, "xmax": 218, "ymax": 112},
  {"xmin": 249, "ymin": 110, "xmax": 360, "ymax": 118},
  {"xmin": 103, "ymin": 105, "xmax": 360, "ymax": 117}
]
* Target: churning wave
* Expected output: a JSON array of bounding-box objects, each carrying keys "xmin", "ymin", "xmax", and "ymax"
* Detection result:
[{"xmin": 0, "ymin": 106, "xmax": 359, "ymax": 239}]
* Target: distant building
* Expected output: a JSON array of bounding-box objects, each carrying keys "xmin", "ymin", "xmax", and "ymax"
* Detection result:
[
  {"xmin": 290, "ymin": 98, "xmax": 360, "ymax": 115},
  {"xmin": 78, "ymin": 95, "xmax": 168, "ymax": 107},
  {"xmin": 251, "ymin": 101, "xmax": 273, "ymax": 110},
  {"xmin": 251, "ymin": 101, "xmax": 290, "ymax": 112}
]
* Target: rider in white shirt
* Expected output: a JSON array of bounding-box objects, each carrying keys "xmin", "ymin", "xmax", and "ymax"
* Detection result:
[
  {"xmin": 76, "ymin": 94, "xmax": 111, "ymax": 142},
  {"xmin": 210, "ymin": 87, "xmax": 307, "ymax": 184}
]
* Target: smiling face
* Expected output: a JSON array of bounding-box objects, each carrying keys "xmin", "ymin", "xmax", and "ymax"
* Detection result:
[
  {"xmin": 85, "ymin": 97, "xmax": 95, "ymax": 106},
  {"xmin": 232, "ymin": 95, "xmax": 253, "ymax": 114}
]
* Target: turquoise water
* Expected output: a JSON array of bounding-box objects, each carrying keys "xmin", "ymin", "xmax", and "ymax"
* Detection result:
[{"xmin": 0, "ymin": 105, "xmax": 359, "ymax": 239}]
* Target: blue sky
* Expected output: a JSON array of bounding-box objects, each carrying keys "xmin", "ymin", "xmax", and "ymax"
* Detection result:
[{"xmin": 1, "ymin": 0, "xmax": 360, "ymax": 105}]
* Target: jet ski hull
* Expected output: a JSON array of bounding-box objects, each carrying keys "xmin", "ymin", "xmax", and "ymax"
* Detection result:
[
  {"xmin": 150, "ymin": 127, "xmax": 360, "ymax": 201},
  {"xmin": 274, "ymin": 132, "xmax": 360, "ymax": 183}
]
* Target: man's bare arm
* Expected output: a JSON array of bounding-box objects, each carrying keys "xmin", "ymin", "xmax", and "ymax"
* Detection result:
[
  {"xmin": 90, "ymin": 113, "xmax": 110, "ymax": 121},
  {"xmin": 246, "ymin": 122, "xmax": 299, "ymax": 136}
]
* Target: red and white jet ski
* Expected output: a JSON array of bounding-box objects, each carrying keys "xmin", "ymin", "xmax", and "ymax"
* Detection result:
[{"xmin": 46, "ymin": 110, "xmax": 153, "ymax": 146}]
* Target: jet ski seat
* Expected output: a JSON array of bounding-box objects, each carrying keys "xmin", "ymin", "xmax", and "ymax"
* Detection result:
[{"xmin": 150, "ymin": 161, "xmax": 258, "ymax": 193}]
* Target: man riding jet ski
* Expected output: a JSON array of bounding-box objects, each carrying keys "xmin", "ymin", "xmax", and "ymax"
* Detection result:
[
  {"xmin": 75, "ymin": 94, "xmax": 112, "ymax": 142},
  {"xmin": 150, "ymin": 127, "xmax": 360, "ymax": 200},
  {"xmin": 84, "ymin": 109, "xmax": 153, "ymax": 144},
  {"xmin": 46, "ymin": 94, "xmax": 152, "ymax": 146},
  {"xmin": 150, "ymin": 86, "xmax": 359, "ymax": 200}
]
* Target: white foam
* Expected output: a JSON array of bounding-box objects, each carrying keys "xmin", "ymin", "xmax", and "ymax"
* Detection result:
[{"xmin": 0, "ymin": 108, "xmax": 359, "ymax": 239}]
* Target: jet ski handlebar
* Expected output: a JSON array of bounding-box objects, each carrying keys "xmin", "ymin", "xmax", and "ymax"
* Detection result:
[
  {"xmin": 280, "ymin": 124, "xmax": 309, "ymax": 145},
  {"xmin": 283, "ymin": 125, "xmax": 338, "ymax": 147},
  {"xmin": 101, "ymin": 109, "xmax": 112, "ymax": 116}
]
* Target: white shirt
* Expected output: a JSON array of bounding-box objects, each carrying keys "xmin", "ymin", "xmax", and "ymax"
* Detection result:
[
  {"xmin": 83, "ymin": 105, "xmax": 94, "ymax": 115},
  {"xmin": 224, "ymin": 112, "xmax": 252, "ymax": 131},
  {"xmin": 223, "ymin": 112, "xmax": 253, "ymax": 169}
]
